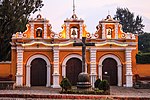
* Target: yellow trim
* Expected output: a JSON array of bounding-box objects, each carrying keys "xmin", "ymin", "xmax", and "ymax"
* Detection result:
[
  {"xmin": 95, "ymin": 42, "xmax": 128, "ymax": 47},
  {"xmin": 22, "ymin": 41, "xmax": 74, "ymax": 47}
]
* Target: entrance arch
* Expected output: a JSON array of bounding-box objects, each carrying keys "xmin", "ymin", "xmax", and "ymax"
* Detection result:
[
  {"xmin": 26, "ymin": 54, "xmax": 51, "ymax": 87},
  {"xmin": 31, "ymin": 58, "xmax": 47, "ymax": 86},
  {"xmin": 66, "ymin": 58, "xmax": 82, "ymax": 85},
  {"xmin": 98, "ymin": 54, "xmax": 122, "ymax": 86},
  {"xmin": 102, "ymin": 58, "xmax": 118, "ymax": 85},
  {"xmin": 62, "ymin": 54, "xmax": 87, "ymax": 80}
]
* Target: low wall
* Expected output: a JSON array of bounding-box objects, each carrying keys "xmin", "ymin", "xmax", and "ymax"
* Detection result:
[
  {"xmin": 0, "ymin": 62, "xmax": 11, "ymax": 77},
  {"xmin": 136, "ymin": 64, "xmax": 150, "ymax": 76}
]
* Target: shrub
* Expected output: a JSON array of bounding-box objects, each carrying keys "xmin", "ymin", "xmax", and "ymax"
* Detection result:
[
  {"xmin": 94, "ymin": 78, "xmax": 101, "ymax": 88},
  {"xmin": 98, "ymin": 80, "xmax": 110, "ymax": 91},
  {"xmin": 136, "ymin": 53, "xmax": 150, "ymax": 64},
  {"xmin": 60, "ymin": 78, "xmax": 72, "ymax": 91}
]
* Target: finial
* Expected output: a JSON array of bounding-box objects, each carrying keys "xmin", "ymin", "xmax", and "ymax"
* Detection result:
[
  {"xmin": 73, "ymin": 0, "xmax": 75, "ymax": 14},
  {"xmin": 38, "ymin": 8, "xmax": 41, "ymax": 14},
  {"xmin": 108, "ymin": 10, "xmax": 110, "ymax": 15}
]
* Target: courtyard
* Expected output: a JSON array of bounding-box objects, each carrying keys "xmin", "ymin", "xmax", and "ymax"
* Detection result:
[{"xmin": 0, "ymin": 86, "xmax": 150, "ymax": 99}]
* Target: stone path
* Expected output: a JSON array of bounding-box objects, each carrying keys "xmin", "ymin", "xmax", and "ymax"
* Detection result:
[
  {"xmin": 0, "ymin": 86, "xmax": 149, "ymax": 99},
  {"xmin": 110, "ymin": 86, "xmax": 150, "ymax": 98}
]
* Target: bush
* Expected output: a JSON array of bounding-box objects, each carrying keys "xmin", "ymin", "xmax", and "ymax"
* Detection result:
[
  {"xmin": 98, "ymin": 80, "xmax": 110, "ymax": 91},
  {"xmin": 136, "ymin": 53, "xmax": 150, "ymax": 64},
  {"xmin": 60, "ymin": 89, "xmax": 105, "ymax": 95},
  {"xmin": 60, "ymin": 78, "xmax": 72, "ymax": 91},
  {"xmin": 94, "ymin": 78, "xmax": 101, "ymax": 88}
]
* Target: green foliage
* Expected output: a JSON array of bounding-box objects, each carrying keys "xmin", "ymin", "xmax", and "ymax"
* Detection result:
[
  {"xmin": 60, "ymin": 78, "xmax": 72, "ymax": 91},
  {"xmin": 0, "ymin": 0, "xmax": 44, "ymax": 61},
  {"xmin": 136, "ymin": 53, "xmax": 150, "ymax": 64},
  {"xmin": 98, "ymin": 80, "xmax": 110, "ymax": 91},
  {"xmin": 138, "ymin": 32, "xmax": 150, "ymax": 53},
  {"xmin": 94, "ymin": 78, "xmax": 101, "ymax": 88},
  {"xmin": 60, "ymin": 89, "xmax": 106, "ymax": 95},
  {"xmin": 114, "ymin": 7, "xmax": 145, "ymax": 34}
]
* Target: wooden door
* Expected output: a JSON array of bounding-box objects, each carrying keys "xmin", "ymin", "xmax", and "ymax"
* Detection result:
[
  {"xmin": 31, "ymin": 58, "xmax": 47, "ymax": 86},
  {"xmin": 66, "ymin": 58, "xmax": 82, "ymax": 85},
  {"xmin": 102, "ymin": 58, "xmax": 118, "ymax": 85}
]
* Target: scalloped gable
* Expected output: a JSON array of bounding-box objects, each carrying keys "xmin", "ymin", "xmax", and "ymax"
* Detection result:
[{"xmin": 94, "ymin": 15, "xmax": 136, "ymax": 40}]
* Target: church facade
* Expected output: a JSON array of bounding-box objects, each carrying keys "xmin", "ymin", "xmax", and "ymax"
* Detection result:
[{"xmin": 9, "ymin": 13, "xmax": 138, "ymax": 88}]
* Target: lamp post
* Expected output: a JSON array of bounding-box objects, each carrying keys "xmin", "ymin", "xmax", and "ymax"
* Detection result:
[{"xmin": 73, "ymin": 36, "xmax": 95, "ymax": 90}]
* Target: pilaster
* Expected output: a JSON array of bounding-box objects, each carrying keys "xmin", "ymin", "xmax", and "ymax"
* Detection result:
[
  {"xmin": 46, "ymin": 65, "xmax": 51, "ymax": 87},
  {"xmin": 16, "ymin": 46, "xmax": 24, "ymax": 86},
  {"xmin": 52, "ymin": 47, "xmax": 60, "ymax": 88},
  {"xmin": 26, "ymin": 65, "xmax": 31, "ymax": 87},
  {"xmin": 102, "ymin": 23, "xmax": 106, "ymax": 39},
  {"xmin": 80, "ymin": 23, "xmax": 82, "ymax": 39},
  {"xmin": 98, "ymin": 65, "xmax": 102, "ymax": 80},
  {"xmin": 66, "ymin": 23, "xmax": 70, "ymax": 39},
  {"xmin": 62, "ymin": 65, "xmax": 66, "ymax": 78},
  {"xmin": 30, "ymin": 23, "xmax": 34, "ymax": 39},
  {"xmin": 90, "ymin": 48, "xmax": 97, "ymax": 87},
  {"xmin": 125, "ymin": 48, "xmax": 133, "ymax": 87},
  {"xmin": 118, "ymin": 65, "xmax": 122, "ymax": 86},
  {"xmin": 115, "ymin": 23, "xmax": 119, "ymax": 39},
  {"xmin": 44, "ymin": 23, "xmax": 47, "ymax": 39}
]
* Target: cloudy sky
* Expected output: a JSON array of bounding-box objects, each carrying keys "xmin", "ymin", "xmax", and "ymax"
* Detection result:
[{"xmin": 32, "ymin": 0, "xmax": 150, "ymax": 33}]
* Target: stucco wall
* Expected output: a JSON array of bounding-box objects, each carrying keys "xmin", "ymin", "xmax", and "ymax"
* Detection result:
[
  {"xmin": 136, "ymin": 64, "xmax": 150, "ymax": 76},
  {"xmin": 0, "ymin": 62, "xmax": 11, "ymax": 77}
]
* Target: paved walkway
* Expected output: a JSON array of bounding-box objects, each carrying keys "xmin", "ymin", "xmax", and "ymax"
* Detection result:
[
  {"xmin": 0, "ymin": 86, "xmax": 149, "ymax": 99},
  {"xmin": 110, "ymin": 86, "xmax": 150, "ymax": 98}
]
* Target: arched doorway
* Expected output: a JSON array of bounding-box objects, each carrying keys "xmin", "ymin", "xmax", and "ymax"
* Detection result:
[
  {"xmin": 26, "ymin": 54, "xmax": 51, "ymax": 87},
  {"xmin": 102, "ymin": 58, "xmax": 118, "ymax": 85},
  {"xmin": 66, "ymin": 58, "xmax": 82, "ymax": 85},
  {"xmin": 31, "ymin": 58, "xmax": 47, "ymax": 86}
]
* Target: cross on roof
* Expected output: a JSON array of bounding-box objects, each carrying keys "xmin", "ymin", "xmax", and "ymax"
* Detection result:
[{"xmin": 73, "ymin": 0, "xmax": 75, "ymax": 14}]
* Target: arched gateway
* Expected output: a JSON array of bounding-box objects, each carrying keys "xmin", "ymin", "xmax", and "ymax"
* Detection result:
[
  {"xmin": 62, "ymin": 54, "xmax": 87, "ymax": 85},
  {"xmin": 98, "ymin": 54, "xmax": 122, "ymax": 86},
  {"xmin": 66, "ymin": 58, "xmax": 82, "ymax": 85},
  {"xmin": 102, "ymin": 58, "xmax": 118, "ymax": 85},
  {"xmin": 26, "ymin": 54, "xmax": 51, "ymax": 87},
  {"xmin": 31, "ymin": 58, "xmax": 47, "ymax": 86}
]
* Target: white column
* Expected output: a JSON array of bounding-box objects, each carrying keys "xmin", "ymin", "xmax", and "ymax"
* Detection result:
[
  {"xmin": 16, "ymin": 46, "xmax": 24, "ymax": 86},
  {"xmin": 98, "ymin": 65, "xmax": 102, "ymax": 80},
  {"xmin": 26, "ymin": 65, "xmax": 31, "ymax": 87},
  {"xmin": 102, "ymin": 23, "xmax": 106, "ymax": 39},
  {"xmin": 66, "ymin": 23, "xmax": 70, "ymax": 39},
  {"xmin": 44, "ymin": 23, "xmax": 47, "ymax": 39},
  {"xmin": 118, "ymin": 65, "xmax": 122, "ymax": 86},
  {"xmin": 30, "ymin": 23, "xmax": 34, "ymax": 39},
  {"xmin": 125, "ymin": 48, "xmax": 133, "ymax": 87},
  {"xmin": 90, "ymin": 48, "xmax": 97, "ymax": 87},
  {"xmin": 80, "ymin": 24, "xmax": 82, "ymax": 39},
  {"xmin": 46, "ymin": 65, "xmax": 51, "ymax": 87},
  {"xmin": 62, "ymin": 65, "xmax": 66, "ymax": 78},
  {"xmin": 115, "ymin": 23, "xmax": 119, "ymax": 39},
  {"xmin": 52, "ymin": 47, "xmax": 60, "ymax": 88}
]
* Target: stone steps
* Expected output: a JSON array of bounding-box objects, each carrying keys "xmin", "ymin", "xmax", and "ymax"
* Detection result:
[{"xmin": 0, "ymin": 94, "xmax": 149, "ymax": 100}]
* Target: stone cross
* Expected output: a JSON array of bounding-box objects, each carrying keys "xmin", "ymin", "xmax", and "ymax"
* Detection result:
[{"xmin": 73, "ymin": 37, "xmax": 95, "ymax": 72}]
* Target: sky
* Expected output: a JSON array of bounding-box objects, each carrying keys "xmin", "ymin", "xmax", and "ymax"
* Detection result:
[{"xmin": 31, "ymin": 0, "xmax": 150, "ymax": 33}]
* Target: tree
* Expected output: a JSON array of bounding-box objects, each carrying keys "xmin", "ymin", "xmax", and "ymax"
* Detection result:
[
  {"xmin": 114, "ymin": 8, "xmax": 145, "ymax": 34},
  {"xmin": 0, "ymin": 0, "xmax": 44, "ymax": 61},
  {"xmin": 138, "ymin": 32, "xmax": 150, "ymax": 53}
]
